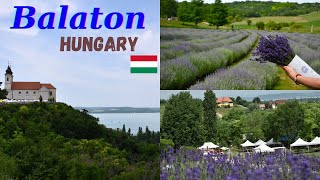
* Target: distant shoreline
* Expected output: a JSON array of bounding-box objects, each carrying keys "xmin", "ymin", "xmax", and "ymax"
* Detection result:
[
  {"xmin": 89, "ymin": 112, "xmax": 160, "ymax": 114},
  {"xmin": 74, "ymin": 107, "xmax": 160, "ymax": 114}
]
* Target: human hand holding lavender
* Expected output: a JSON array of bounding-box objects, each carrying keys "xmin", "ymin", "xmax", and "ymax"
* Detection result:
[
  {"xmin": 282, "ymin": 66, "xmax": 320, "ymax": 89},
  {"xmin": 252, "ymin": 35, "xmax": 320, "ymax": 89}
]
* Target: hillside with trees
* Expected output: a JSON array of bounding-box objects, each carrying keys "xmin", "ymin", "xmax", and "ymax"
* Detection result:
[
  {"xmin": 161, "ymin": 91, "xmax": 320, "ymax": 148},
  {"xmin": 161, "ymin": 0, "xmax": 320, "ymax": 32},
  {"xmin": 161, "ymin": 0, "xmax": 320, "ymax": 19},
  {"xmin": 0, "ymin": 102, "xmax": 159, "ymax": 179}
]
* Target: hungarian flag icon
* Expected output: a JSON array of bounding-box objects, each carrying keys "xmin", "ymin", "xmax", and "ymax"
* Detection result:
[{"xmin": 130, "ymin": 55, "xmax": 158, "ymax": 73}]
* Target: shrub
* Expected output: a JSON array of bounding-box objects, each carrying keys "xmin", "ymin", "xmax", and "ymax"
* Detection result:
[
  {"xmin": 266, "ymin": 21, "xmax": 282, "ymax": 30},
  {"xmin": 256, "ymin": 21, "xmax": 265, "ymax": 30},
  {"xmin": 247, "ymin": 19, "xmax": 252, "ymax": 26},
  {"xmin": 290, "ymin": 24, "xmax": 303, "ymax": 30},
  {"xmin": 279, "ymin": 22, "xmax": 289, "ymax": 27}
]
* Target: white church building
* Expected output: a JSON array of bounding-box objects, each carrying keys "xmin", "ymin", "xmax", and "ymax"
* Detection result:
[{"xmin": 4, "ymin": 66, "xmax": 56, "ymax": 101}]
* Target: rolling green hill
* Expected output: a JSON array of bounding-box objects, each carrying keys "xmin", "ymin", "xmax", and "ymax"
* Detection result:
[
  {"xmin": 0, "ymin": 102, "xmax": 159, "ymax": 179},
  {"xmin": 231, "ymin": 12, "xmax": 320, "ymax": 33},
  {"xmin": 161, "ymin": 11, "xmax": 320, "ymax": 34}
]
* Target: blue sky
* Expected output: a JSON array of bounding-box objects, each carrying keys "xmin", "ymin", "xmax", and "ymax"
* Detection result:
[
  {"xmin": 0, "ymin": 0, "xmax": 160, "ymax": 107},
  {"xmin": 177, "ymin": 0, "xmax": 319, "ymax": 3}
]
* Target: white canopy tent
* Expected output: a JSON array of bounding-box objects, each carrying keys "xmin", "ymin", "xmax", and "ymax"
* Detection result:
[
  {"xmin": 221, "ymin": 147, "xmax": 229, "ymax": 151},
  {"xmin": 310, "ymin": 137, "xmax": 320, "ymax": 146},
  {"xmin": 266, "ymin": 138, "xmax": 282, "ymax": 146},
  {"xmin": 254, "ymin": 140, "xmax": 266, "ymax": 146},
  {"xmin": 290, "ymin": 138, "xmax": 310, "ymax": 147},
  {"xmin": 199, "ymin": 142, "xmax": 219, "ymax": 150},
  {"xmin": 254, "ymin": 144, "xmax": 275, "ymax": 153},
  {"xmin": 241, "ymin": 140, "xmax": 255, "ymax": 147}
]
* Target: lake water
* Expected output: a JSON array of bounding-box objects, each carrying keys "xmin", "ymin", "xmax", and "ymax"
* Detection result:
[{"xmin": 90, "ymin": 113, "xmax": 160, "ymax": 134}]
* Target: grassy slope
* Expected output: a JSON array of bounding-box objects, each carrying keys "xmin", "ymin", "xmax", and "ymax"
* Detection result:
[
  {"xmin": 272, "ymin": 67, "xmax": 309, "ymax": 90},
  {"xmin": 161, "ymin": 103, "xmax": 244, "ymax": 121},
  {"xmin": 231, "ymin": 12, "xmax": 320, "ymax": 34},
  {"xmin": 161, "ymin": 20, "xmax": 229, "ymax": 30},
  {"xmin": 161, "ymin": 12, "xmax": 320, "ymax": 34},
  {"xmin": 216, "ymin": 105, "xmax": 246, "ymax": 116}
]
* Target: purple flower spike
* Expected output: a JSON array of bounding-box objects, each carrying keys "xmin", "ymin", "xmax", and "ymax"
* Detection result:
[{"xmin": 253, "ymin": 35, "xmax": 295, "ymax": 66}]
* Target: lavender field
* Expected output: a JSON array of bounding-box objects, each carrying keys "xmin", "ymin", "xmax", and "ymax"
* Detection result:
[
  {"xmin": 160, "ymin": 28, "xmax": 320, "ymax": 90},
  {"xmin": 161, "ymin": 147, "xmax": 320, "ymax": 180}
]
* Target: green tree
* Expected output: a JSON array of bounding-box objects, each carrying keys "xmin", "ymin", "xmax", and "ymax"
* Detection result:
[
  {"xmin": 0, "ymin": 89, "xmax": 8, "ymax": 99},
  {"xmin": 161, "ymin": 92, "xmax": 204, "ymax": 147},
  {"xmin": 191, "ymin": 0, "xmax": 204, "ymax": 28},
  {"xmin": 256, "ymin": 21, "xmax": 265, "ymax": 30},
  {"xmin": 247, "ymin": 19, "xmax": 252, "ymax": 25},
  {"xmin": 241, "ymin": 110, "xmax": 271, "ymax": 142},
  {"xmin": 263, "ymin": 101, "xmax": 304, "ymax": 147},
  {"xmin": 299, "ymin": 102, "xmax": 320, "ymax": 140},
  {"xmin": 252, "ymin": 97, "xmax": 261, "ymax": 104},
  {"xmin": 0, "ymin": 151, "xmax": 16, "ymax": 179},
  {"xmin": 236, "ymin": 96, "xmax": 242, "ymax": 104},
  {"xmin": 247, "ymin": 103, "xmax": 259, "ymax": 111},
  {"xmin": 160, "ymin": 139, "xmax": 175, "ymax": 149},
  {"xmin": 0, "ymin": 102, "xmax": 160, "ymax": 179},
  {"xmin": 209, "ymin": 0, "xmax": 228, "ymax": 29},
  {"xmin": 222, "ymin": 108, "xmax": 246, "ymax": 122},
  {"xmin": 122, "ymin": 124, "xmax": 126, "ymax": 133},
  {"xmin": 203, "ymin": 90, "xmax": 217, "ymax": 141},
  {"xmin": 161, "ymin": 0, "xmax": 178, "ymax": 19},
  {"xmin": 266, "ymin": 21, "xmax": 282, "ymax": 30},
  {"xmin": 177, "ymin": 1, "xmax": 192, "ymax": 24}
]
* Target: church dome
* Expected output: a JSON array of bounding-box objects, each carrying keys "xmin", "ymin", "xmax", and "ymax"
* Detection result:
[{"xmin": 6, "ymin": 66, "xmax": 13, "ymax": 75}]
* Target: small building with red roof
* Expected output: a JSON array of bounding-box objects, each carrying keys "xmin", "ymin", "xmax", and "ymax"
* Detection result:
[
  {"xmin": 216, "ymin": 97, "xmax": 233, "ymax": 107},
  {"xmin": 269, "ymin": 100, "xmax": 286, "ymax": 109},
  {"xmin": 4, "ymin": 66, "xmax": 56, "ymax": 101}
]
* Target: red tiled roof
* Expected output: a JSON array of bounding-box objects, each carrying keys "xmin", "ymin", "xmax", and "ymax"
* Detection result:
[
  {"xmin": 275, "ymin": 100, "xmax": 286, "ymax": 105},
  {"xmin": 11, "ymin": 82, "xmax": 55, "ymax": 90},
  {"xmin": 216, "ymin": 97, "xmax": 233, "ymax": 103},
  {"xmin": 41, "ymin": 83, "xmax": 56, "ymax": 89},
  {"xmin": 12, "ymin": 82, "xmax": 41, "ymax": 90}
]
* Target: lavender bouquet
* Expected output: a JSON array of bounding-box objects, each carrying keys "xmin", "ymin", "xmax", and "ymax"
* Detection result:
[{"xmin": 253, "ymin": 35, "xmax": 320, "ymax": 78}]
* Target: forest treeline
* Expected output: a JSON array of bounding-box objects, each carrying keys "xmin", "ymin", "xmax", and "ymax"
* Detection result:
[
  {"xmin": 161, "ymin": 0, "xmax": 320, "ymax": 22},
  {"xmin": 161, "ymin": 91, "xmax": 320, "ymax": 149},
  {"xmin": 0, "ymin": 102, "xmax": 159, "ymax": 179}
]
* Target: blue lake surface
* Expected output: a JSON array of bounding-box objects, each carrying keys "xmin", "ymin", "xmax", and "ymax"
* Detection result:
[{"xmin": 90, "ymin": 113, "xmax": 160, "ymax": 134}]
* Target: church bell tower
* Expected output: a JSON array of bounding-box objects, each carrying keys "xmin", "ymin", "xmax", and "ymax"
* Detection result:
[{"xmin": 5, "ymin": 65, "xmax": 13, "ymax": 90}]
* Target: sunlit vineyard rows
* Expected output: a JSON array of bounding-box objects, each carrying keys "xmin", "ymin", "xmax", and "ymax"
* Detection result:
[{"xmin": 160, "ymin": 28, "xmax": 320, "ymax": 90}]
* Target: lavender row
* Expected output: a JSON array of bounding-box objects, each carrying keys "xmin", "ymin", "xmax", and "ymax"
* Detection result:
[
  {"xmin": 161, "ymin": 32, "xmax": 248, "ymax": 61},
  {"xmin": 160, "ymin": 148, "xmax": 320, "ymax": 180},
  {"xmin": 161, "ymin": 28, "xmax": 224, "ymax": 41},
  {"xmin": 284, "ymin": 33, "xmax": 320, "ymax": 51},
  {"xmin": 190, "ymin": 60, "xmax": 278, "ymax": 90},
  {"xmin": 160, "ymin": 33, "xmax": 257, "ymax": 89},
  {"xmin": 288, "ymin": 39, "xmax": 320, "ymax": 74},
  {"xmin": 161, "ymin": 30, "xmax": 240, "ymax": 49}
]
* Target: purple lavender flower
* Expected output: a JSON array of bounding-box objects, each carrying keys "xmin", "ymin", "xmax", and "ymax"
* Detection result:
[
  {"xmin": 160, "ymin": 146, "xmax": 320, "ymax": 179},
  {"xmin": 253, "ymin": 35, "xmax": 295, "ymax": 66}
]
